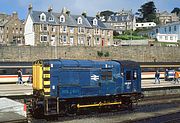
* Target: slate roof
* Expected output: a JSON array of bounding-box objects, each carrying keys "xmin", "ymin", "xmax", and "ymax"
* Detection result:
[
  {"xmin": 29, "ymin": 10, "xmax": 110, "ymax": 29},
  {"xmin": 86, "ymin": 16, "xmax": 107, "ymax": 29},
  {"xmin": 30, "ymin": 11, "xmax": 57, "ymax": 25},
  {"xmin": 71, "ymin": 15, "xmax": 92, "ymax": 28}
]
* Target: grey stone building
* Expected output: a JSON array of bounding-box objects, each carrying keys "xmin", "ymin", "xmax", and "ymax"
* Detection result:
[
  {"xmin": 102, "ymin": 10, "xmax": 136, "ymax": 34},
  {"xmin": 156, "ymin": 11, "xmax": 179, "ymax": 25},
  {"xmin": 0, "ymin": 12, "xmax": 24, "ymax": 45}
]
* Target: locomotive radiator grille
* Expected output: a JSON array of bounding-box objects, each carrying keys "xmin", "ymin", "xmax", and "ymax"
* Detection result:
[{"xmin": 43, "ymin": 66, "xmax": 51, "ymax": 97}]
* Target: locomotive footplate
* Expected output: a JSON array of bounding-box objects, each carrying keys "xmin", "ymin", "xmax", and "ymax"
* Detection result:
[{"xmin": 44, "ymin": 97, "xmax": 59, "ymax": 115}]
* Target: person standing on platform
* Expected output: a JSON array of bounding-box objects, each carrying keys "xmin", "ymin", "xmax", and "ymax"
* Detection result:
[
  {"xmin": 17, "ymin": 69, "xmax": 23, "ymax": 84},
  {"xmin": 155, "ymin": 70, "xmax": 160, "ymax": 84}
]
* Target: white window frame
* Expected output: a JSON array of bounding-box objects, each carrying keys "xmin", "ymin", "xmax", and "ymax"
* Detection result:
[
  {"xmin": 63, "ymin": 35, "xmax": 67, "ymax": 44},
  {"xmin": 60, "ymin": 15, "xmax": 65, "ymax": 23},
  {"xmin": 63, "ymin": 26, "xmax": 67, "ymax": 33},
  {"xmin": 40, "ymin": 13, "xmax": 46, "ymax": 22},
  {"xmin": 70, "ymin": 36, "xmax": 74, "ymax": 45},
  {"xmin": 93, "ymin": 18, "xmax": 98, "ymax": 26},
  {"xmin": 70, "ymin": 27, "xmax": 74, "ymax": 33},
  {"xmin": 77, "ymin": 17, "xmax": 82, "ymax": 24},
  {"xmin": 40, "ymin": 35, "xmax": 48, "ymax": 42},
  {"xmin": 52, "ymin": 26, "xmax": 55, "ymax": 32},
  {"xmin": 49, "ymin": 17, "xmax": 54, "ymax": 22},
  {"xmin": 78, "ymin": 36, "xmax": 84, "ymax": 44}
]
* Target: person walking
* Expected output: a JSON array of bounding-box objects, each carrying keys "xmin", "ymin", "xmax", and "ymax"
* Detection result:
[
  {"xmin": 17, "ymin": 69, "xmax": 23, "ymax": 84},
  {"xmin": 155, "ymin": 70, "xmax": 160, "ymax": 84},
  {"xmin": 174, "ymin": 71, "xmax": 179, "ymax": 84}
]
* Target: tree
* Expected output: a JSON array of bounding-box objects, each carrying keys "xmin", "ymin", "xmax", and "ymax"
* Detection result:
[
  {"xmin": 137, "ymin": 1, "xmax": 157, "ymax": 22},
  {"xmin": 171, "ymin": 8, "xmax": 180, "ymax": 16},
  {"xmin": 100, "ymin": 10, "xmax": 114, "ymax": 21}
]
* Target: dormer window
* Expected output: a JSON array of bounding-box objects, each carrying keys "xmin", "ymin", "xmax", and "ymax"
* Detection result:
[
  {"xmin": 49, "ymin": 17, "xmax": 54, "ymax": 22},
  {"xmin": 93, "ymin": 18, "xmax": 98, "ymax": 26},
  {"xmin": 77, "ymin": 17, "xmax": 82, "ymax": 24},
  {"xmin": 60, "ymin": 15, "xmax": 65, "ymax": 23},
  {"xmin": 40, "ymin": 13, "xmax": 46, "ymax": 21}
]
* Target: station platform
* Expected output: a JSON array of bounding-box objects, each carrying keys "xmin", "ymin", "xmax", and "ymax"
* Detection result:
[
  {"xmin": 0, "ymin": 112, "xmax": 27, "ymax": 123},
  {"xmin": 0, "ymin": 80, "xmax": 180, "ymax": 97},
  {"xmin": 0, "ymin": 84, "xmax": 32, "ymax": 97},
  {"xmin": 142, "ymin": 79, "xmax": 180, "ymax": 88}
]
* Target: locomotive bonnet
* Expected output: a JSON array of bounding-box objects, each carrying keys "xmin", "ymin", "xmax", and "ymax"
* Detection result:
[{"xmin": 31, "ymin": 59, "xmax": 142, "ymax": 117}]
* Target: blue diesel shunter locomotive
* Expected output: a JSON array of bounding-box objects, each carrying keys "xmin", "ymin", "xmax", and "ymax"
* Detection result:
[{"xmin": 31, "ymin": 59, "xmax": 142, "ymax": 117}]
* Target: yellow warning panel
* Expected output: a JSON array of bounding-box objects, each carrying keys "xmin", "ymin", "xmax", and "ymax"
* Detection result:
[
  {"xmin": 36, "ymin": 65, "xmax": 43, "ymax": 90},
  {"xmin": 32, "ymin": 65, "xmax": 36, "ymax": 89}
]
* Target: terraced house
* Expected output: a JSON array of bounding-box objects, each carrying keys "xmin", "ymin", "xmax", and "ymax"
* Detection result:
[{"xmin": 24, "ymin": 5, "xmax": 113, "ymax": 46}]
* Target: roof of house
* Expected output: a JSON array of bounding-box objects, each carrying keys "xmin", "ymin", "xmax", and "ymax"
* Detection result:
[{"xmin": 29, "ymin": 9, "xmax": 111, "ymax": 29}]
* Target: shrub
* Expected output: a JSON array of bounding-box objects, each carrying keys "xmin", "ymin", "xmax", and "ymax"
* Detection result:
[
  {"xmin": 104, "ymin": 51, "xmax": 110, "ymax": 57},
  {"xmin": 97, "ymin": 51, "xmax": 103, "ymax": 57}
]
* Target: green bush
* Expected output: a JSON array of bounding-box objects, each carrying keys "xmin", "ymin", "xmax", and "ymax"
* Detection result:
[
  {"xmin": 104, "ymin": 51, "xmax": 110, "ymax": 57},
  {"xmin": 97, "ymin": 51, "xmax": 103, "ymax": 57}
]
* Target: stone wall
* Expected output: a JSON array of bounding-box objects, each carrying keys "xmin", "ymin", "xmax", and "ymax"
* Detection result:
[{"xmin": 0, "ymin": 46, "xmax": 179, "ymax": 62}]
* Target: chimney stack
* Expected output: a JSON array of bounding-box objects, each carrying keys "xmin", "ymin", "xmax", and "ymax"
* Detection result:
[
  {"xmin": 12, "ymin": 11, "xmax": 18, "ymax": 19},
  {"xmin": 48, "ymin": 6, "xmax": 53, "ymax": 12},
  {"xmin": 28, "ymin": 4, "xmax": 33, "ymax": 13},
  {"xmin": 82, "ymin": 11, "xmax": 87, "ymax": 18}
]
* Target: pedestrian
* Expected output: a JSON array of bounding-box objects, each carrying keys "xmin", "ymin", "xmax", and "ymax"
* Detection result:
[
  {"xmin": 17, "ymin": 69, "xmax": 23, "ymax": 84},
  {"xmin": 154, "ymin": 70, "xmax": 160, "ymax": 84},
  {"xmin": 174, "ymin": 71, "xmax": 179, "ymax": 84}
]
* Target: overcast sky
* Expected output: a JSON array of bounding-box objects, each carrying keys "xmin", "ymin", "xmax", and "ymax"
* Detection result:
[{"xmin": 0, "ymin": 0, "xmax": 179, "ymax": 19}]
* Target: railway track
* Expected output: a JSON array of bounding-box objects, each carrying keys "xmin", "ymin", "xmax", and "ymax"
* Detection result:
[{"xmin": 27, "ymin": 94, "xmax": 180, "ymax": 123}]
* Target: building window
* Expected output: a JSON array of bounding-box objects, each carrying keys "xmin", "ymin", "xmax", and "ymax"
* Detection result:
[
  {"xmin": 63, "ymin": 35, "xmax": 66, "ymax": 43},
  {"xmin": 63, "ymin": 26, "xmax": 66, "ymax": 32},
  {"xmin": 93, "ymin": 18, "xmax": 98, "ymax": 26},
  {"xmin": 40, "ymin": 35, "xmax": 48, "ymax": 42},
  {"xmin": 96, "ymin": 37, "xmax": 100, "ymax": 44},
  {"xmin": 156, "ymin": 29, "xmax": 158, "ymax": 33},
  {"xmin": 60, "ymin": 15, "xmax": 65, "ymax": 23},
  {"xmin": 49, "ymin": 17, "xmax": 54, "ymax": 21},
  {"xmin": 164, "ymin": 28, "xmax": 166, "ymax": 33},
  {"xmin": 78, "ymin": 37, "xmax": 84, "ymax": 44},
  {"xmin": 81, "ymin": 28, "xmax": 85, "ymax": 33},
  {"xmin": 41, "ymin": 24, "xmax": 48, "ymax": 31},
  {"xmin": 174, "ymin": 26, "xmax": 177, "ymax": 32},
  {"xmin": 77, "ymin": 17, "xmax": 82, "ymax": 24},
  {"xmin": 165, "ymin": 36, "xmax": 168, "ymax": 40},
  {"xmin": 87, "ymin": 29, "xmax": 90, "ymax": 34},
  {"xmin": 70, "ymin": 36, "xmax": 74, "ymax": 45},
  {"xmin": 52, "ymin": 26, "xmax": 55, "ymax": 32},
  {"xmin": 40, "ymin": 13, "xmax": 46, "ymax": 21},
  {"xmin": 102, "ymin": 30, "xmax": 105, "ymax": 35},
  {"xmin": 70, "ymin": 27, "xmax": 74, "ymax": 33},
  {"xmin": 169, "ymin": 26, "xmax": 171, "ymax": 32},
  {"xmin": 170, "ymin": 36, "xmax": 173, "ymax": 40}
]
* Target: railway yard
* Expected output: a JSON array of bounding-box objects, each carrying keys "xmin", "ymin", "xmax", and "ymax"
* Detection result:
[{"xmin": 0, "ymin": 62, "xmax": 180, "ymax": 123}]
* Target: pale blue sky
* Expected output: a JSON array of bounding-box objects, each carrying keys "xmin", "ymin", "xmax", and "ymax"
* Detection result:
[{"xmin": 0, "ymin": 0, "xmax": 179, "ymax": 19}]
